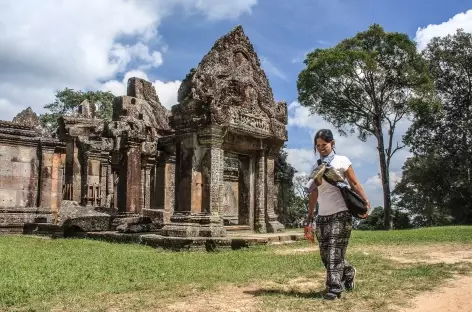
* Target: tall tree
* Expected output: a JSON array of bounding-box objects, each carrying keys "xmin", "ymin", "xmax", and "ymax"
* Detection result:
[
  {"xmin": 293, "ymin": 174, "xmax": 310, "ymax": 215},
  {"xmin": 40, "ymin": 88, "xmax": 115, "ymax": 133},
  {"xmin": 400, "ymin": 29, "xmax": 472, "ymax": 224},
  {"xmin": 392, "ymin": 154, "xmax": 450, "ymax": 226},
  {"xmin": 297, "ymin": 24, "xmax": 431, "ymax": 229}
]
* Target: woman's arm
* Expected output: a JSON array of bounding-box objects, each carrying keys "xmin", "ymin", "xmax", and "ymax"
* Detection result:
[
  {"xmin": 306, "ymin": 188, "xmax": 318, "ymax": 223},
  {"xmin": 345, "ymin": 165, "xmax": 371, "ymax": 212}
]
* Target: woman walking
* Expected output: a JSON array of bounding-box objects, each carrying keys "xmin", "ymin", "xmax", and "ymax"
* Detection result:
[{"xmin": 305, "ymin": 129, "xmax": 370, "ymax": 300}]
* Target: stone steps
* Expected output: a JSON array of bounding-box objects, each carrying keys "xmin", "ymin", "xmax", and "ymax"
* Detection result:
[
  {"xmin": 82, "ymin": 231, "xmax": 305, "ymax": 251},
  {"xmin": 23, "ymin": 223, "xmax": 63, "ymax": 237},
  {"xmin": 0, "ymin": 223, "xmax": 25, "ymax": 234},
  {"xmin": 0, "ymin": 213, "xmax": 51, "ymax": 224},
  {"xmin": 0, "ymin": 207, "xmax": 53, "ymax": 234}
]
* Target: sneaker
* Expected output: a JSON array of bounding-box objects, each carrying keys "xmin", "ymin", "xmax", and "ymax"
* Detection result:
[
  {"xmin": 323, "ymin": 292, "xmax": 341, "ymax": 300},
  {"xmin": 345, "ymin": 267, "xmax": 357, "ymax": 291}
]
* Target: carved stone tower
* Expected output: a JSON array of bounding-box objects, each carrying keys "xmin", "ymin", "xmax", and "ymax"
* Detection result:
[{"xmin": 160, "ymin": 25, "xmax": 288, "ymax": 236}]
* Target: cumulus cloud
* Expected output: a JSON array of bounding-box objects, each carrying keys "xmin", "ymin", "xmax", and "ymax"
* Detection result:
[
  {"xmin": 153, "ymin": 80, "xmax": 181, "ymax": 109},
  {"xmin": 176, "ymin": 0, "xmax": 258, "ymax": 20},
  {"xmin": 415, "ymin": 9, "xmax": 472, "ymax": 50},
  {"xmin": 287, "ymin": 101, "xmax": 379, "ymax": 168},
  {"xmin": 0, "ymin": 0, "xmax": 258, "ymax": 120},
  {"xmin": 364, "ymin": 171, "xmax": 403, "ymax": 207},
  {"xmin": 286, "ymin": 101, "xmax": 412, "ymax": 207}
]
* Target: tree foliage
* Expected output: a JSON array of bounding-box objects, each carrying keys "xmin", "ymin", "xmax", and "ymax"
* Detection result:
[
  {"xmin": 297, "ymin": 24, "xmax": 432, "ymax": 229},
  {"xmin": 40, "ymin": 88, "xmax": 115, "ymax": 133},
  {"xmin": 356, "ymin": 206, "xmax": 413, "ymax": 230},
  {"xmin": 395, "ymin": 29, "xmax": 472, "ymax": 225}
]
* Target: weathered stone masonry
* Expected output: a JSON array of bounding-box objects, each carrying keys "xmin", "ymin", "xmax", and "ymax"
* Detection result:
[{"xmin": 0, "ymin": 25, "xmax": 288, "ymax": 236}]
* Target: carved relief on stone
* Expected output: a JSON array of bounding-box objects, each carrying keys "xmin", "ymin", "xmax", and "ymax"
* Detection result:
[
  {"xmin": 12, "ymin": 107, "xmax": 41, "ymax": 128},
  {"xmin": 274, "ymin": 100, "xmax": 288, "ymax": 124},
  {"xmin": 172, "ymin": 25, "xmax": 287, "ymax": 142}
]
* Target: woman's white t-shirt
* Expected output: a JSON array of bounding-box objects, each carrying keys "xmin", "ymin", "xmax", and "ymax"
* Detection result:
[{"xmin": 313, "ymin": 154, "xmax": 352, "ymax": 216}]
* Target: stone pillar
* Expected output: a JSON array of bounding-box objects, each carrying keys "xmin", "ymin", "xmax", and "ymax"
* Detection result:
[
  {"xmin": 83, "ymin": 151, "xmax": 101, "ymax": 207},
  {"xmin": 64, "ymin": 138, "xmax": 81, "ymax": 203},
  {"xmin": 100, "ymin": 154, "xmax": 108, "ymax": 208},
  {"xmin": 248, "ymin": 155, "xmax": 256, "ymax": 230},
  {"xmin": 106, "ymin": 159, "xmax": 113, "ymax": 209},
  {"xmin": 140, "ymin": 161, "xmax": 146, "ymax": 209},
  {"xmin": 254, "ymin": 149, "xmax": 267, "ymax": 233},
  {"xmin": 163, "ymin": 155, "xmax": 175, "ymax": 223},
  {"xmin": 117, "ymin": 138, "xmax": 142, "ymax": 214},
  {"xmin": 144, "ymin": 158, "xmax": 155, "ymax": 210},
  {"xmin": 265, "ymin": 151, "xmax": 284, "ymax": 233},
  {"xmin": 160, "ymin": 127, "xmax": 226, "ymax": 238},
  {"xmin": 199, "ymin": 127, "xmax": 225, "ymax": 216},
  {"xmin": 39, "ymin": 144, "xmax": 55, "ymax": 210}
]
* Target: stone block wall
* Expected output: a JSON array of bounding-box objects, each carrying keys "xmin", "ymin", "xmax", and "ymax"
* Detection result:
[{"xmin": 0, "ymin": 144, "xmax": 39, "ymax": 208}]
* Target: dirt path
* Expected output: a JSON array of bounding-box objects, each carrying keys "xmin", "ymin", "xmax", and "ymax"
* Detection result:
[
  {"xmin": 400, "ymin": 275, "xmax": 472, "ymax": 312},
  {"xmin": 274, "ymin": 243, "xmax": 472, "ymax": 312}
]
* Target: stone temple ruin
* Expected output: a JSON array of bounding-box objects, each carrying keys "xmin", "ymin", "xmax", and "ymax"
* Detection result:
[{"xmin": 0, "ymin": 26, "xmax": 296, "ymax": 249}]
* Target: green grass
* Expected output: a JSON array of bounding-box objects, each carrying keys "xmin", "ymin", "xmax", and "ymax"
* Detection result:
[
  {"xmin": 0, "ymin": 226, "xmax": 471, "ymax": 311},
  {"xmin": 350, "ymin": 225, "xmax": 472, "ymax": 245}
]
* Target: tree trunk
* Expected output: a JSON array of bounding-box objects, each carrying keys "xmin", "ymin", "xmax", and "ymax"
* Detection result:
[{"xmin": 375, "ymin": 123, "xmax": 393, "ymax": 230}]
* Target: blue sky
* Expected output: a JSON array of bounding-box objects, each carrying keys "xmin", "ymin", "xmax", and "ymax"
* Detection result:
[{"xmin": 1, "ymin": 0, "xmax": 471, "ymax": 207}]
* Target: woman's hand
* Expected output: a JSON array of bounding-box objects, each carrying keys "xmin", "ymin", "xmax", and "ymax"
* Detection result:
[{"xmin": 358, "ymin": 200, "xmax": 371, "ymax": 219}]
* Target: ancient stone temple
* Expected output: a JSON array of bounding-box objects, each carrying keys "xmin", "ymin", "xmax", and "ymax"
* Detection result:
[
  {"xmin": 0, "ymin": 25, "xmax": 288, "ymax": 243},
  {"xmin": 160, "ymin": 25, "xmax": 287, "ymax": 237}
]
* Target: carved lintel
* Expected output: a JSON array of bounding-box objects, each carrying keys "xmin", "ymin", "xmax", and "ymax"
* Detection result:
[
  {"xmin": 100, "ymin": 153, "xmax": 110, "ymax": 164},
  {"xmin": 197, "ymin": 126, "xmax": 225, "ymax": 146},
  {"xmin": 124, "ymin": 137, "xmax": 144, "ymax": 148},
  {"xmin": 40, "ymin": 138, "xmax": 60, "ymax": 151}
]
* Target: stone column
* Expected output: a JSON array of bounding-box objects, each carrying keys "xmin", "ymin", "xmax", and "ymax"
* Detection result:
[
  {"xmin": 163, "ymin": 155, "xmax": 175, "ymax": 223},
  {"xmin": 160, "ymin": 127, "xmax": 226, "ymax": 238},
  {"xmin": 106, "ymin": 158, "xmax": 113, "ymax": 209},
  {"xmin": 39, "ymin": 144, "xmax": 55, "ymax": 210},
  {"xmin": 254, "ymin": 148, "xmax": 267, "ymax": 233},
  {"xmin": 199, "ymin": 127, "xmax": 225, "ymax": 216},
  {"xmin": 144, "ymin": 158, "xmax": 155, "ymax": 210},
  {"xmin": 65, "ymin": 138, "xmax": 81, "ymax": 203},
  {"xmin": 83, "ymin": 151, "xmax": 101, "ymax": 207},
  {"xmin": 117, "ymin": 138, "xmax": 142, "ymax": 214},
  {"xmin": 100, "ymin": 154, "xmax": 108, "ymax": 208},
  {"xmin": 265, "ymin": 151, "xmax": 284, "ymax": 233},
  {"xmin": 140, "ymin": 161, "xmax": 146, "ymax": 210}
]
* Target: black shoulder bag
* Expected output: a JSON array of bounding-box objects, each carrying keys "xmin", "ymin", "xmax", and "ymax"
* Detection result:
[{"xmin": 317, "ymin": 159, "xmax": 368, "ymax": 219}]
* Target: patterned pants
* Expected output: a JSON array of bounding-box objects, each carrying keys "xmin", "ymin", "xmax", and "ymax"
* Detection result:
[{"xmin": 315, "ymin": 211, "xmax": 355, "ymax": 294}]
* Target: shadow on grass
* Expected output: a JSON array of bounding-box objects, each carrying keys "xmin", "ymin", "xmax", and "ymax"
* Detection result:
[{"xmin": 244, "ymin": 288, "xmax": 326, "ymax": 299}]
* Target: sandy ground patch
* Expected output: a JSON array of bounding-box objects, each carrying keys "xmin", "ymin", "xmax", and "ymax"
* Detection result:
[
  {"xmin": 358, "ymin": 244, "xmax": 472, "ymax": 264},
  {"xmin": 273, "ymin": 245, "xmax": 318, "ymax": 255},
  {"xmin": 165, "ymin": 277, "xmax": 321, "ymax": 312},
  {"xmin": 399, "ymin": 274, "xmax": 472, "ymax": 312}
]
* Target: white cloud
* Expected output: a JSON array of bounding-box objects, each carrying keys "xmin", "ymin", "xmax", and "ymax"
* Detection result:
[
  {"xmin": 364, "ymin": 171, "xmax": 403, "ymax": 207},
  {"xmin": 261, "ymin": 56, "xmax": 288, "ymax": 81},
  {"xmin": 286, "ymin": 148, "xmax": 317, "ymax": 176},
  {"xmin": 286, "ymin": 101, "xmax": 412, "ymax": 207},
  {"xmin": 153, "ymin": 80, "xmax": 181, "ymax": 110},
  {"xmin": 177, "ymin": 0, "xmax": 258, "ymax": 20},
  {"xmin": 0, "ymin": 0, "xmax": 257, "ymax": 121},
  {"xmin": 287, "ymin": 101, "xmax": 379, "ymax": 168},
  {"xmin": 415, "ymin": 9, "xmax": 472, "ymax": 50}
]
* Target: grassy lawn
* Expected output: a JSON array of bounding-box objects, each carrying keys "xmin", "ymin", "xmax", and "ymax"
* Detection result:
[{"xmin": 1, "ymin": 226, "xmax": 472, "ymax": 312}]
